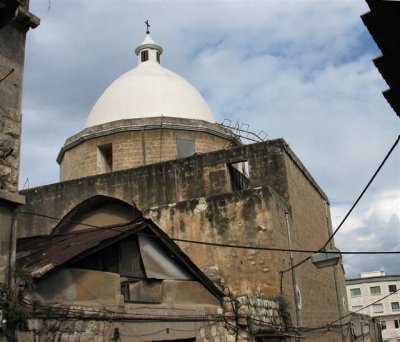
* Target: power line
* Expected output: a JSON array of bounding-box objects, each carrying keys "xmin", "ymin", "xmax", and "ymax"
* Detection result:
[
  {"xmin": 323, "ymin": 134, "xmax": 400, "ymax": 249},
  {"xmin": 15, "ymin": 210, "xmax": 399, "ymax": 255},
  {"xmin": 281, "ymin": 134, "xmax": 400, "ymax": 273},
  {"xmin": 329, "ymin": 288, "xmax": 400, "ymax": 325}
]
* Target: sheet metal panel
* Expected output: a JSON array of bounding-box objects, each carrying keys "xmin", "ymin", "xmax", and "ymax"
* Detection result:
[{"xmin": 139, "ymin": 235, "xmax": 193, "ymax": 280}]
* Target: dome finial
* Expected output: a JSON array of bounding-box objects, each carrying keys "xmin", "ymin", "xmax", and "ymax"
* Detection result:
[{"xmin": 145, "ymin": 20, "xmax": 150, "ymax": 35}]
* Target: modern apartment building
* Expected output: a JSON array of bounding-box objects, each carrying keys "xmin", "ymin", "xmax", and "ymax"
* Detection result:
[{"xmin": 347, "ymin": 270, "xmax": 400, "ymax": 342}]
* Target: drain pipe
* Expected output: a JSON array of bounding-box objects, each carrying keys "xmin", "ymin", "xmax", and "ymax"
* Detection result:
[
  {"xmin": 325, "ymin": 202, "xmax": 346, "ymax": 342},
  {"xmin": 285, "ymin": 212, "xmax": 301, "ymax": 340}
]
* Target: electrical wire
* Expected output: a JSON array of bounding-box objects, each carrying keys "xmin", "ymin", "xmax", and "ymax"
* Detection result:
[
  {"xmin": 281, "ymin": 134, "xmax": 400, "ymax": 273},
  {"xmin": 329, "ymin": 288, "xmax": 400, "ymax": 325},
  {"xmin": 14, "ymin": 210, "xmax": 399, "ymax": 255}
]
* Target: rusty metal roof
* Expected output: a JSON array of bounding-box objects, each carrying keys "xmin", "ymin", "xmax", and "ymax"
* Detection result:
[
  {"xmin": 17, "ymin": 217, "xmax": 223, "ymax": 299},
  {"xmin": 17, "ymin": 219, "xmax": 146, "ymax": 278}
]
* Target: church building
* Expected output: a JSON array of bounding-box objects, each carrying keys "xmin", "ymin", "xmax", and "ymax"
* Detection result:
[{"xmin": 13, "ymin": 32, "xmax": 351, "ymax": 342}]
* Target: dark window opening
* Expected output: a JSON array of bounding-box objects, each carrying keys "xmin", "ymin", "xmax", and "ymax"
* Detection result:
[
  {"xmin": 228, "ymin": 160, "xmax": 250, "ymax": 191},
  {"xmin": 156, "ymin": 52, "xmax": 160, "ymax": 63},
  {"xmin": 389, "ymin": 284, "xmax": 397, "ymax": 293},
  {"xmin": 141, "ymin": 50, "xmax": 149, "ymax": 62},
  {"xmin": 395, "ymin": 320, "xmax": 400, "ymax": 329},
  {"xmin": 97, "ymin": 143, "xmax": 112, "ymax": 173},
  {"xmin": 176, "ymin": 137, "xmax": 195, "ymax": 158},
  {"xmin": 71, "ymin": 236, "xmax": 146, "ymax": 279}
]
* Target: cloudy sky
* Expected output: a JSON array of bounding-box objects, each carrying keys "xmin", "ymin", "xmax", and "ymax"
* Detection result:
[{"xmin": 21, "ymin": 0, "xmax": 399, "ymax": 278}]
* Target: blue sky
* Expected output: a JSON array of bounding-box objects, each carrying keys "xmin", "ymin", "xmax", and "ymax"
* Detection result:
[{"xmin": 21, "ymin": 0, "xmax": 399, "ymax": 278}]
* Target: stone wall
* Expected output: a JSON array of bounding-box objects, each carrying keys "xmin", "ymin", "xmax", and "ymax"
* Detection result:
[
  {"xmin": 0, "ymin": 0, "xmax": 39, "ymax": 309},
  {"xmin": 15, "ymin": 295, "xmax": 287, "ymax": 342},
  {"xmin": 279, "ymin": 152, "xmax": 350, "ymax": 341},
  {"xmin": 60, "ymin": 128, "xmax": 236, "ymax": 181},
  {"xmin": 59, "ymin": 117, "xmax": 239, "ymax": 181},
  {"xmin": 145, "ymin": 187, "xmax": 290, "ymax": 297},
  {"xmin": 18, "ymin": 139, "xmax": 316, "ymax": 236},
  {"xmin": 0, "ymin": 0, "xmax": 39, "ymax": 192},
  {"xmin": 17, "ymin": 139, "xmax": 350, "ymax": 340}
]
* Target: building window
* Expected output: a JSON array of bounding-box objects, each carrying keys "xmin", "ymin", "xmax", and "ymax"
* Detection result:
[
  {"xmin": 373, "ymin": 303, "xmax": 384, "ymax": 313},
  {"xmin": 350, "ymin": 288, "xmax": 361, "ymax": 297},
  {"xmin": 380, "ymin": 321, "xmax": 387, "ymax": 330},
  {"xmin": 351, "ymin": 305, "xmax": 363, "ymax": 312},
  {"xmin": 389, "ymin": 285, "xmax": 397, "ymax": 293},
  {"xmin": 97, "ymin": 143, "xmax": 113, "ymax": 173},
  {"xmin": 228, "ymin": 160, "xmax": 250, "ymax": 191},
  {"xmin": 141, "ymin": 50, "xmax": 149, "ymax": 62},
  {"xmin": 370, "ymin": 286, "xmax": 381, "ymax": 295},
  {"xmin": 392, "ymin": 302, "xmax": 400, "ymax": 311},
  {"xmin": 156, "ymin": 52, "xmax": 160, "ymax": 63},
  {"xmin": 395, "ymin": 320, "xmax": 400, "ymax": 329},
  {"xmin": 176, "ymin": 137, "xmax": 195, "ymax": 158}
]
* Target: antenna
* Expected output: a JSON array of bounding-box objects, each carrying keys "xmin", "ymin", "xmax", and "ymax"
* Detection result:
[{"xmin": 221, "ymin": 118, "xmax": 268, "ymax": 143}]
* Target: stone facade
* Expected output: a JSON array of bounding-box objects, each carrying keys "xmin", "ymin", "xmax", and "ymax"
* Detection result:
[
  {"xmin": 0, "ymin": 0, "xmax": 39, "ymax": 319},
  {"xmin": 0, "ymin": 0, "xmax": 39, "ymax": 192},
  {"xmin": 17, "ymin": 139, "xmax": 350, "ymax": 341},
  {"xmin": 58, "ymin": 117, "xmax": 240, "ymax": 181}
]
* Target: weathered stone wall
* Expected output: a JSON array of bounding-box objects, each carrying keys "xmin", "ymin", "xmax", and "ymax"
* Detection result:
[
  {"xmin": 279, "ymin": 152, "xmax": 350, "ymax": 341},
  {"xmin": 59, "ymin": 116, "xmax": 239, "ymax": 181},
  {"xmin": 17, "ymin": 313, "xmax": 228, "ymax": 342},
  {"xmin": 18, "ymin": 139, "xmax": 298, "ymax": 236},
  {"xmin": 0, "ymin": 193, "xmax": 24, "ymax": 288},
  {"xmin": 145, "ymin": 187, "xmax": 290, "ymax": 297},
  {"xmin": 16, "ymin": 295, "xmax": 287, "ymax": 342},
  {"xmin": 0, "ymin": 0, "xmax": 38, "ymax": 302},
  {"xmin": 0, "ymin": 3, "xmax": 29, "ymax": 192},
  {"xmin": 17, "ymin": 139, "xmax": 349, "ymax": 340},
  {"xmin": 60, "ymin": 128, "xmax": 236, "ymax": 181}
]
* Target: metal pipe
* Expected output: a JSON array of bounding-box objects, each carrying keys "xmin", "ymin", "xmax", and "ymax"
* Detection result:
[
  {"xmin": 285, "ymin": 212, "xmax": 301, "ymax": 341},
  {"xmin": 141, "ymin": 128, "xmax": 146, "ymax": 165},
  {"xmin": 325, "ymin": 202, "xmax": 346, "ymax": 342}
]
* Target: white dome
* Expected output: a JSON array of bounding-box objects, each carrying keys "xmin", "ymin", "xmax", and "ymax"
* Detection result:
[{"xmin": 86, "ymin": 36, "xmax": 215, "ymax": 127}]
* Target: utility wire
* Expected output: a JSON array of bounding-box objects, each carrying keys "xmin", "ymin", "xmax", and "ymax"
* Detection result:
[
  {"xmin": 323, "ymin": 134, "xmax": 400, "ymax": 249},
  {"xmin": 15, "ymin": 210, "xmax": 399, "ymax": 255},
  {"xmin": 281, "ymin": 134, "xmax": 400, "ymax": 273},
  {"xmin": 329, "ymin": 288, "xmax": 400, "ymax": 325}
]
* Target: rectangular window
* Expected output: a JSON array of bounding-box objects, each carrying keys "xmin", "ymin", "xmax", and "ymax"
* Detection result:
[
  {"xmin": 370, "ymin": 286, "xmax": 381, "ymax": 295},
  {"xmin": 373, "ymin": 303, "xmax": 384, "ymax": 313},
  {"xmin": 389, "ymin": 285, "xmax": 397, "ymax": 293},
  {"xmin": 141, "ymin": 50, "xmax": 149, "ymax": 62},
  {"xmin": 97, "ymin": 143, "xmax": 113, "ymax": 173},
  {"xmin": 351, "ymin": 305, "xmax": 363, "ymax": 312},
  {"xmin": 381, "ymin": 321, "xmax": 387, "ymax": 330},
  {"xmin": 176, "ymin": 137, "xmax": 195, "ymax": 158},
  {"xmin": 392, "ymin": 302, "xmax": 400, "ymax": 311},
  {"xmin": 228, "ymin": 160, "xmax": 250, "ymax": 191},
  {"xmin": 156, "ymin": 52, "xmax": 160, "ymax": 63},
  {"xmin": 395, "ymin": 320, "xmax": 400, "ymax": 329},
  {"xmin": 119, "ymin": 237, "xmax": 146, "ymax": 278},
  {"xmin": 350, "ymin": 288, "xmax": 361, "ymax": 297}
]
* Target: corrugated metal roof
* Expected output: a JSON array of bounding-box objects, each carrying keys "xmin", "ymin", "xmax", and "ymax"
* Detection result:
[
  {"xmin": 17, "ymin": 217, "xmax": 223, "ymax": 299},
  {"xmin": 17, "ymin": 219, "xmax": 147, "ymax": 278}
]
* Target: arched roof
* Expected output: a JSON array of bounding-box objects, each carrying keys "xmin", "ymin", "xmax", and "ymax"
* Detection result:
[{"xmin": 86, "ymin": 35, "xmax": 215, "ymax": 127}]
